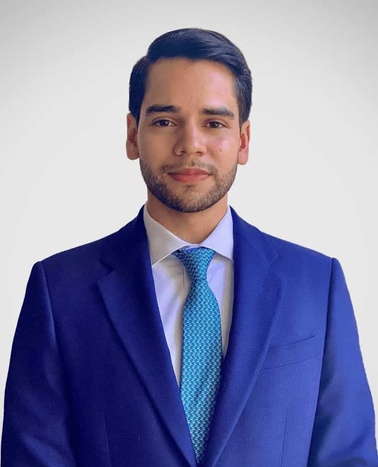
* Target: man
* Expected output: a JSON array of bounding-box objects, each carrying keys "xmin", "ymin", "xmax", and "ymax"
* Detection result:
[{"xmin": 2, "ymin": 28, "xmax": 377, "ymax": 466}]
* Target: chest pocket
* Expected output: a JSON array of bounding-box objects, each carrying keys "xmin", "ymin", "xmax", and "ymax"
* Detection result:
[{"xmin": 261, "ymin": 335, "xmax": 320, "ymax": 370}]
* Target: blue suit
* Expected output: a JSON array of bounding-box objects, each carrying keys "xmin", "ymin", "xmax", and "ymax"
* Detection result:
[{"xmin": 2, "ymin": 208, "xmax": 378, "ymax": 466}]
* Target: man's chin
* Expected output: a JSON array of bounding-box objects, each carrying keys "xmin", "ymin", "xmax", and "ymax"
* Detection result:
[{"xmin": 154, "ymin": 192, "xmax": 223, "ymax": 214}]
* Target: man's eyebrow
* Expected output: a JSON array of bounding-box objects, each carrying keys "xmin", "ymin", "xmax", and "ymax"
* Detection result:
[
  {"xmin": 145, "ymin": 105, "xmax": 181, "ymax": 115},
  {"xmin": 145, "ymin": 105, "xmax": 235, "ymax": 119},
  {"xmin": 201, "ymin": 107, "xmax": 235, "ymax": 119}
]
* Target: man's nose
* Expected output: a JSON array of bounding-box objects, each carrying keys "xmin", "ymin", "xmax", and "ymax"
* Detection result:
[{"xmin": 173, "ymin": 124, "xmax": 206, "ymax": 156}]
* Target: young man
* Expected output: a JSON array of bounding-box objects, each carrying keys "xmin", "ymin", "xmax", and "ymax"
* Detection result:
[{"xmin": 2, "ymin": 28, "xmax": 378, "ymax": 466}]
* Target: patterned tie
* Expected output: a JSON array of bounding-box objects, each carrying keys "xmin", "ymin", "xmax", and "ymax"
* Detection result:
[{"xmin": 174, "ymin": 247, "xmax": 222, "ymax": 464}]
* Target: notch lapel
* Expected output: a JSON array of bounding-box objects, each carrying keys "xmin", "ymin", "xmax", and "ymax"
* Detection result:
[
  {"xmin": 204, "ymin": 210, "xmax": 287, "ymax": 467},
  {"xmin": 97, "ymin": 211, "xmax": 196, "ymax": 467}
]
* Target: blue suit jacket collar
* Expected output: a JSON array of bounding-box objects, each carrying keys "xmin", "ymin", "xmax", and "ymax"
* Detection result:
[{"xmin": 97, "ymin": 207, "xmax": 286, "ymax": 467}]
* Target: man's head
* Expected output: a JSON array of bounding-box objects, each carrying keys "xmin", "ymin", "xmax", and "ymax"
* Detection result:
[
  {"xmin": 129, "ymin": 28, "xmax": 252, "ymax": 127},
  {"xmin": 126, "ymin": 28, "xmax": 252, "ymax": 221}
]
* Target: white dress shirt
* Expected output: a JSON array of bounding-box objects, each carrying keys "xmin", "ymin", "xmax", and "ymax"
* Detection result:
[{"xmin": 143, "ymin": 205, "xmax": 234, "ymax": 384}]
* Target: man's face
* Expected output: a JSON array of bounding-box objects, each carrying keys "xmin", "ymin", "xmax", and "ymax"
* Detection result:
[{"xmin": 127, "ymin": 58, "xmax": 250, "ymax": 214}]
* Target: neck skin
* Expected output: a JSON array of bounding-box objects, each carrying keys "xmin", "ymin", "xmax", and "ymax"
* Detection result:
[{"xmin": 146, "ymin": 192, "xmax": 228, "ymax": 244}]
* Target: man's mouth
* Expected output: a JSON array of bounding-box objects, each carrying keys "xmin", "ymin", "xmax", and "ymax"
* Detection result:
[{"xmin": 168, "ymin": 168, "xmax": 210, "ymax": 183}]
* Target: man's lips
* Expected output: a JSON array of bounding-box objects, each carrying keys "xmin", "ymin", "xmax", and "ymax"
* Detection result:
[{"xmin": 168, "ymin": 168, "xmax": 211, "ymax": 183}]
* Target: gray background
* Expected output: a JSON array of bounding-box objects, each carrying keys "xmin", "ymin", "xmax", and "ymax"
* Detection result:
[{"xmin": 1, "ymin": 0, "xmax": 377, "ymax": 439}]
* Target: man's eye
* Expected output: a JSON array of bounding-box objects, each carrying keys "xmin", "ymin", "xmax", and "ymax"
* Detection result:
[
  {"xmin": 207, "ymin": 121, "xmax": 224, "ymax": 129},
  {"xmin": 153, "ymin": 119, "xmax": 173, "ymax": 127}
]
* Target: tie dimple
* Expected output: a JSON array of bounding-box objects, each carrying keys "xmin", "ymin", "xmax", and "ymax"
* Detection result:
[{"xmin": 174, "ymin": 247, "xmax": 222, "ymax": 465}]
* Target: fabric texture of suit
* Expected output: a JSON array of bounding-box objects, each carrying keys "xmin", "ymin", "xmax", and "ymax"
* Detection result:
[{"xmin": 2, "ymin": 207, "xmax": 378, "ymax": 466}]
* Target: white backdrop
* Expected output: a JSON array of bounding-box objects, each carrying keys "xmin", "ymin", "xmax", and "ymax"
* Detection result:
[{"xmin": 1, "ymin": 0, "xmax": 377, "ymax": 441}]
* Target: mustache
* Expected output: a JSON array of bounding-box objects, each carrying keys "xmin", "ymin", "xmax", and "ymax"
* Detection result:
[{"xmin": 161, "ymin": 160, "xmax": 216, "ymax": 174}]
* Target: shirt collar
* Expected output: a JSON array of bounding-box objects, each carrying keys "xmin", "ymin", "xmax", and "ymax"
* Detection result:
[{"xmin": 143, "ymin": 204, "xmax": 234, "ymax": 265}]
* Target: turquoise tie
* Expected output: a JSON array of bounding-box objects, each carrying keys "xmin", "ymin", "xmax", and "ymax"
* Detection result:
[{"xmin": 174, "ymin": 247, "xmax": 222, "ymax": 464}]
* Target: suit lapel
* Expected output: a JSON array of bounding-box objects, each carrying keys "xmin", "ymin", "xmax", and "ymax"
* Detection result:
[
  {"xmin": 97, "ymin": 210, "xmax": 196, "ymax": 467},
  {"xmin": 97, "ymin": 208, "xmax": 285, "ymax": 467},
  {"xmin": 204, "ymin": 210, "xmax": 286, "ymax": 467}
]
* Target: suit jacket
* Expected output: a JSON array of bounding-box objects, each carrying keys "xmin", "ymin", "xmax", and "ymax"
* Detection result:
[{"xmin": 2, "ymin": 208, "xmax": 378, "ymax": 466}]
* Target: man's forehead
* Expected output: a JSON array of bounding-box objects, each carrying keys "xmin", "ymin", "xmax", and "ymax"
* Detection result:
[{"xmin": 142, "ymin": 58, "xmax": 238, "ymax": 108}]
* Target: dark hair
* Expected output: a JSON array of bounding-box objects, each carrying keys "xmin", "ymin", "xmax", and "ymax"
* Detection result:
[{"xmin": 129, "ymin": 28, "xmax": 252, "ymax": 125}]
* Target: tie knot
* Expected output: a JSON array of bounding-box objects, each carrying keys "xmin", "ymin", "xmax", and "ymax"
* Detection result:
[{"xmin": 174, "ymin": 247, "xmax": 215, "ymax": 281}]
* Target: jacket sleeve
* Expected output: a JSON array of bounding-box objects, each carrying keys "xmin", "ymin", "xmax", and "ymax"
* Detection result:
[
  {"xmin": 1, "ymin": 262, "xmax": 76, "ymax": 466},
  {"xmin": 308, "ymin": 258, "xmax": 378, "ymax": 466}
]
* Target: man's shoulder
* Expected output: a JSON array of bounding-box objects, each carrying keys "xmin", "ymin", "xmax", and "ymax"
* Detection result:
[
  {"xmin": 37, "ymin": 228, "xmax": 120, "ymax": 282},
  {"xmin": 264, "ymin": 230, "xmax": 331, "ymax": 262},
  {"xmin": 37, "ymin": 214, "xmax": 142, "ymax": 281},
  {"xmin": 233, "ymin": 211, "xmax": 333, "ymax": 273}
]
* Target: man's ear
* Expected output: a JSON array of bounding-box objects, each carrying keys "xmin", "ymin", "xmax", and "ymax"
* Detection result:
[
  {"xmin": 237, "ymin": 120, "xmax": 250, "ymax": 165},
  {"xmin": 126, "ymin": 113, "xmax": 139, "ymax": 160}
]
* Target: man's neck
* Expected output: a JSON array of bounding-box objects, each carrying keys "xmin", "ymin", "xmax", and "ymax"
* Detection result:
[{"xmin": 146, "ymin": 197, "xmax": 228, "ymax": 244}]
